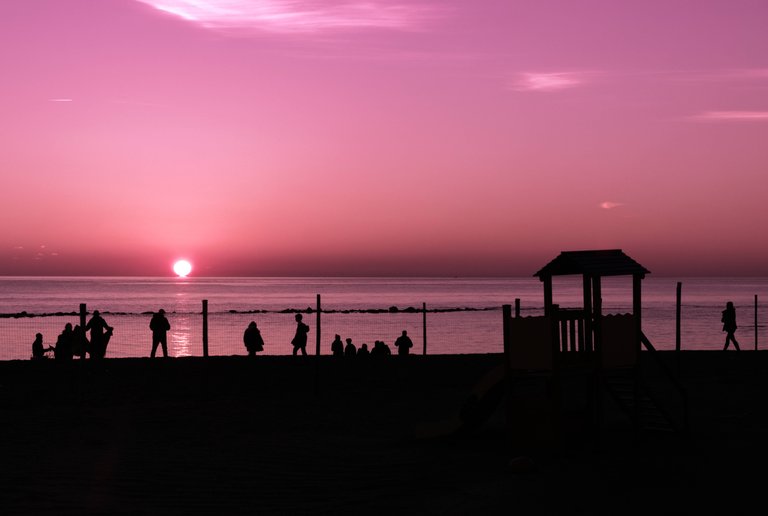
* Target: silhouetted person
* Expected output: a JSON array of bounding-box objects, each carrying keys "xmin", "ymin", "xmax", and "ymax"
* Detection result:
[
  {"xmin": 31, "ymin": 333, "xmax": 53, "ymax": 360},
  {"xmin": 150, "ymin": 309, "xmax": 171, "ymax": 358},
  {"xmin": 291, "ymin": 313, "xmax": 309, "ymax": 356},
  {"xmin": 55, "ymin": 323, "xmax": 75, "ymax": 361},
  {"xmin": 86, "ymin": 310, "xmax": 113, "ymax": 359},
  {"xmin": 371, "ymin": 340, "xmax": 391, "ymax": 357},
  {"xmin": 722, "ymin": 301, "xmax": 740, "ymax": 351},
  {"xmin": 344, "ymin": 338, "xmax": 357, "ymax": 357},
  {"xmin": 331, "ymin": 334, "xmax": 344, "ymax": 357},
  {"xmin": 72, "ymin": 324, "xmax": 88, "ymax": 359},
  {"xmin": 243, "ymin": 321, "xmax": 264, "ymax": 357},
  {"xmin": 394, "ymin": 330, "xmax": 414, "ymax": 356},
  {"xmin": 358, "ymin": 343, "xmax": 370, "ymax": 357}
]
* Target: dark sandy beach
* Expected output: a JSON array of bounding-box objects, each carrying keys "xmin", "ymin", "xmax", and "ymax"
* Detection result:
[{"xmin": 1, "ymin": 352, "xmax": 766, "ymax": 515}]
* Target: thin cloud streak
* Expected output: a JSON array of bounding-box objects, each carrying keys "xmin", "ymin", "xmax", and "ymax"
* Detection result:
[
  {"xmin": 134, "ymin": 0, "xmax": 433, "ymax": 33},
  {"xmin": 600, "ymin": 201, "xmax": 623, "ymax": 210},
  {"xmin": 48, "ymin": 98, "xmax": 73, "ymax": 102},
  {"xmin": 511, "ymin": 72, "xmax": 589, "ymax": 92},
  {"xmin": 695, "ymin": 111, "xmax": 768, "ymax": 121}
]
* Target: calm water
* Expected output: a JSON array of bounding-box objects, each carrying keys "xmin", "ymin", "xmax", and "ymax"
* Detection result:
[{"xmin": 1, "ymin": 276, "xmax": 766, "ymax": 360}]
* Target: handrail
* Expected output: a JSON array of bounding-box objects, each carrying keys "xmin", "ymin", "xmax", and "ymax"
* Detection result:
[{"xmin": 640, "ymin": 331, "xmax": 690, "ymax": 434}]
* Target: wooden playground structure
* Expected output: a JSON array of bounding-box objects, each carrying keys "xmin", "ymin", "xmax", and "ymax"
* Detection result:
[{"xmin": 502, "ymin": 250, "xmax": 688, "ymax": 442}]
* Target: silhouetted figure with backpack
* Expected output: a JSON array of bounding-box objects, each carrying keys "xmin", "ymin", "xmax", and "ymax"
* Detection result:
[
  {"xmin": 31, "ymin": 333, "xmax": 53, "ymax": 360},
  {"xmin": 394, "ymin": 330, "xmax": 414, "ymax": 356},
  {"xmin": 331, "ymin": 334, "xmax": 344, "ymax": 357},
  {"xmin": 86, "ymin": 310, "xmax": 113, "ymax": 359},
  {"xmin": 55, "ymin": 323, "xmax": 74, "ymax": 361},
  {"xmin": 291, "ymin": 313, "xmax": 309, "ymax": 356},
  {"xmin": 243, "ymin": 321, "xmax": 264, "ymax": 357},
  {"xmin": 344, "ymin": 338, "xmax": 357, "ymax": 357},
  {"xmin": 150, "ymin": 309, "xmax": 171, "ymax": 358},
  {"xmin": 722, "ymin": 301, "xmax": 740, "ymax": 351}
]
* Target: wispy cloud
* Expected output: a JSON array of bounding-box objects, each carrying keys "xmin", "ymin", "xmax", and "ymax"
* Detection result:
[
  {"xmin": 48, "ymin": 98, "xmax": 73, "ymax": 102},
  {"xmin": 694, "ymin": 111, "xmax": 768, "ymax": 121},
  {"xmin": 600, "ymin": 201, "xmax": 623, "ymax": 210},
  {"xmin": 511, "ymin": 72, "xmax": 589, "ymax": 92},
  {"xmin": 134, "ymin": 0, "xmax": 433, "ymax": 33}
]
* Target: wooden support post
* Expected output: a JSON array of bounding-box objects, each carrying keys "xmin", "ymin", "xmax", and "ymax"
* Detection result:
[
  {"xmin": 316, "ymin": 294, "xmax": 321, "ymax": 356},
  {"xmin": 514, "ymin": 298, "xmax": 520, "ymax": 318},
  {"xmin": 592, "ymin": 277, "xmax": 602, "ymax": 356},
  {"xmin": 422, "ymin": 302, "xmax": 427, "ymax": 355},
  {"xmin": 583, "ymin": 275, "xmax": 593, "ymax": 352},
  {"xmin": 632, "ymin": 274, "xmax": 642, "ymax": 436},
  {"xmin": 543, "ymin": 277, "xmax": 553, "ymax": 317},
  {"xmin": 79, "ymin": 303, "xmax": 87, "ymax": 361},
  {"xmin": 591, "ymin": 276, "xmax": 603, "ymax": 449},
  {"xmin": 202, "ymin": 299, "xmax": 209, "ymax": 358}
]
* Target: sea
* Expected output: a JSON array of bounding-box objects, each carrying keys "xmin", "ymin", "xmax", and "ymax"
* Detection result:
[{"xmin": 1, "ymin": 276, "xmax": 767, "ymax": 360}]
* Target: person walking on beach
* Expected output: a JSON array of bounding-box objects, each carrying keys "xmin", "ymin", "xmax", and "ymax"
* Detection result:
[
  {"xmin": 86, "ymin": 310, "xmax": 113, "ymax": 359},
  {"xmin": 291, "ymin": 313, "xmax": 309, "ymax": 356},
  {"xmin": 722, "ymin": 301, "xmax": 740, "ymax": 351},
  {"xmin": 31, "ymin": 333, "xmax": 53, "ymax": 360},
  {"xmin": 243, "ymin": 321, "xmax": 264, "ymax": 357},
  {"xmin": 394, "ymin": 330, "xmax": 414, "ymax": 356},
  {"xmin": 331, "ymin": 334, "xmax": 344, "ymax": 357},
  {"xmin": 150, "ymin": 309, "xmax": 171, "ymax": 358}
]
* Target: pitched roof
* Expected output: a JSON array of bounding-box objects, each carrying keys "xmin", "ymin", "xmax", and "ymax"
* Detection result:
[{"xmin": 534, "ymin": 249, "xmax": 650, "ymax": 278}]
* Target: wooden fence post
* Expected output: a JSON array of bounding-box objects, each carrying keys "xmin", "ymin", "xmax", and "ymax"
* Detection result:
[
  {"xmin": 676, "ymin": 282, "xmax": 681, "ymax": 374},
  {"xmin": 675, "ymin": 283, "xmax": 682, "ymax": 352},
  {"xmin": 202, "ymin": 299, "xmax": 209, "ymax": 358},
  {"xmin": 79, "ymin": 303, "xmax": 87, "ymax": 361},
  {"xmin": 316, "ymin": 294, "xmax": 321, "ymax": 356},
  {"xmin": 514, "ymin": 298, "xmax": 520, "ymax": 318},
  {"xmin": 422, "ymin": 302, "xmax": 427, "ymax": 355},
  {"xmin": 755, "ymin": 294, "xmax": 759, "ymax": 351}
]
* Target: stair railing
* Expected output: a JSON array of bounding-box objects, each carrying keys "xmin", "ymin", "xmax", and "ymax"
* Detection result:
[{"xmin": 640, "ymin": 332, "xmax": 690, "ymax": 435}]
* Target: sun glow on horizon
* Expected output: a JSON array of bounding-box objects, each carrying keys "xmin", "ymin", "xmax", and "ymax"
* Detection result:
[{"xmin": 173, "ymin": 260, "xmax": 193, "ymax": 277}]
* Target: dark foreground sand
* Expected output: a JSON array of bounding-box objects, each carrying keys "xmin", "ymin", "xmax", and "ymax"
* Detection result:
[{"xmin": 0, "ymin": 351, "xmax": 766, "ymax": 515}]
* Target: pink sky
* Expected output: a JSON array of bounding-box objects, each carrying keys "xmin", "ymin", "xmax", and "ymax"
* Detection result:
[{"xmin": 1, "ymin": 0, "xmax": 767, "ymax": 276}]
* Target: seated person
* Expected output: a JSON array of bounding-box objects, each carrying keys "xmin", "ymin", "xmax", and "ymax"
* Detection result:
[{"xmin": 31, "ymin": 333, "xmax": 53, "ymax": 360}]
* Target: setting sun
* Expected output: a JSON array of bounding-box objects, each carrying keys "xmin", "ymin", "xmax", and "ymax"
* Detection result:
[{"xmin": 173, "ymin": 260, "xmax": 192, "ymax": 277}]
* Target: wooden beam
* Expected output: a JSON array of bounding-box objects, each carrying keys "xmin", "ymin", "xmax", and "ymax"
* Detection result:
[
  {"xmin": 583, "ymin": 275, "xmax": 592, "ymax": 352},
  {"xmin": 543, "ymin": 276, "xmax": 553, "ymax": 317}
]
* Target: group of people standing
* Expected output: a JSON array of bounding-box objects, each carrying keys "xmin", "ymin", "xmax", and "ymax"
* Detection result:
[
  {"xmin": 242, "ymin": 313, "xmax": 416, "ymax": 358},
  {"xmin": 32, "ymin": 310, "xmax": 114, "ymax": 361},
  {"xmin": 32, "ymin": 309, "xmax": 171, "ymax": 360},
  {"xmin": 329, "ymin": 330, "xmax": 414, "ymax": 358}
]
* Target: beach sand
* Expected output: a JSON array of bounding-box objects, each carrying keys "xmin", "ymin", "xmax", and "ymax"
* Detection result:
[{"xmin": 0, "ymin": 352, "xmax": 766, "ymax": 515}]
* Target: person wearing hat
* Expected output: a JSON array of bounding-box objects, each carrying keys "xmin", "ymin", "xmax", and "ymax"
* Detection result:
[{"xmin": 150, "ymin": 308, "xmax": 171, "ymax": 358}]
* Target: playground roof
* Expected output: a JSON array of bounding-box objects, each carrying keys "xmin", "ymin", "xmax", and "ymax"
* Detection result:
[{"xmin": 534, "ymin": 249, "xmax": 650, "ymax": 278}]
